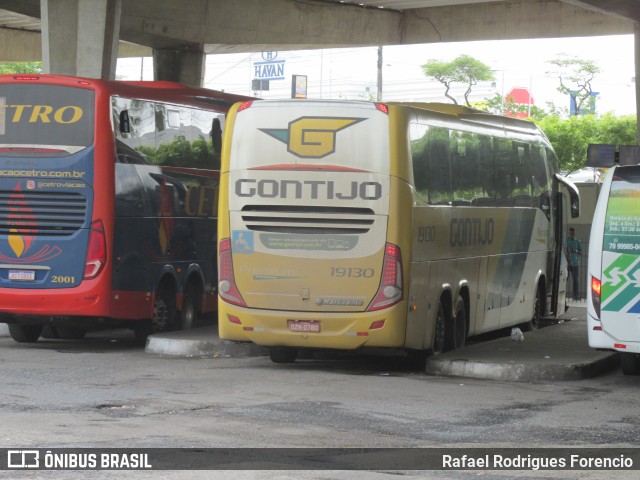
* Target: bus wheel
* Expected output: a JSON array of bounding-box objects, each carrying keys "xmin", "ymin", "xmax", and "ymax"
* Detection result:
[
  {"xmin": 453, "ymin": 296, "xmax": 467, "ymax": 350},
  {"xmin": 269, "ymin": 347, "xmax": 297, "ymax": 364},
  {"xmin": 180, "ymin": 285, "xmax": 199, "ymax": 330},
  {"xmin": 620, "ymin": 352, "xmax": 640, "ymax": 375},
  {"xmin": 526, "ymin": 285, "xmax": 544, "ymax": 331},
  {"xmin": 153, "ymin": 288, "xmax": 178, "ymax": 333},
  {"xmin": 432, "ymin": 301, "xmax": 447, "ymax": 356},
  {"xmin": 404, "ymin": 350, "xmax": 428, "ymax": 371},
  {"xmin": 8, "ymin": 324, "xmax": 43, "ymax": 343}
]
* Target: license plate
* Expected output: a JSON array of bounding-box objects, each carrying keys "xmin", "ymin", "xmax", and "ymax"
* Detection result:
[
  {"xmin": 288, "ymin": 320, "xmax": 321, "ymax": 333},
  {"xmin": 8, "ymin": 270, "xmax": 35, "ymax": 281}
]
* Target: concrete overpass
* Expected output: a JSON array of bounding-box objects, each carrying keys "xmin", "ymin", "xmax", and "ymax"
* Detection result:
[{"xmin": 0, "ymin": 0, "xmax": 638, "ymax": 135}]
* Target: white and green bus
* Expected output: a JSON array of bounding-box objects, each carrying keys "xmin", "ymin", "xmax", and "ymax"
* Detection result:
[
  {"xmin": 218, "ymin": 100, "xmax": 579, "ymax": 364},
  {"xmin": 587, "ymin": 145, "xmax": 640, "ymax": 375}
]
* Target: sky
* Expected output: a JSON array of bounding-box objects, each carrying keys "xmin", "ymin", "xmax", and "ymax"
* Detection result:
[{"xmin": 116, "ymin": 34, "xmax": 637, "ymax": 116}]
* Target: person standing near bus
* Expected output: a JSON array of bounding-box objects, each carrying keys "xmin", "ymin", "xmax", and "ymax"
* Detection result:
[{"xmin": 567, "ymin": 227, "xmax": 582, "ymax": 301}]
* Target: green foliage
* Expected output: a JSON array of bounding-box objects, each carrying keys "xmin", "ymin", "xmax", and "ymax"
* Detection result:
[
  {"xmin": 137, "ymin": 135, "xmax": 216, "ymax": 169},
  {"xmin": 534, "ymin": 113, "xmax": 638, "ymax": 172},
  {"xmin": 0, "ymin": 62, "xmax": 43, "ymax": 74},
  {"xmin": 422, "ymin": 55, "xmax": 494, "ymax": 106},
  {"xmin": 547, "ymin": 54, "xmax": 600, "ymax": 116}
]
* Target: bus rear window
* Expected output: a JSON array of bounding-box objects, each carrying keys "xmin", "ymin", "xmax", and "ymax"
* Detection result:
[
  {"xmin": 604, "ymin": 166, "xmax": 640, "ymax": 254},
  {"xmin": 0, "ymin": 84, "xmax": 94, "ymax": 154}
]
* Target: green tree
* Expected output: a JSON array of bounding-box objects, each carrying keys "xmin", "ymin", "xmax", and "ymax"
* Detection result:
[
  {"xmin": 547, "ymin": 54, "xmax": 600, "ymax": 116},
  {"xmin": 0, "ymin": 62, "xmax": 43, "ymax": 74},
  {"xmin": 422, "ymin": 55, "xmax": 494, "ymax": 106},
  {"xmin": 534, "ymin": 113, "xmax": 637, "ymax": 172}
]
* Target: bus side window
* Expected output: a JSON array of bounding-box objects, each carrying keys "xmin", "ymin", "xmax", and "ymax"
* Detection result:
[
  {"xmin": 427, "ymin": 127, "xmax": 453, "ymax": 205},
  {"xmin": 410, "ymin": 122, "xmax": 430, "ymax": 206}
]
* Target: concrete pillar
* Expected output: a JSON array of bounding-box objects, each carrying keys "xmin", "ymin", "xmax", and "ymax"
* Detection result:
[
  {"xmin": 153, "ymin": 44, "xmax": 205, "ymax": 87},
  {"xmin": 40, "ymin": 0, "xmax": 121, "ymax": 79},
  {"xmin": 41, "ymin": 0, "xmax": 78, "ymax": 75}
]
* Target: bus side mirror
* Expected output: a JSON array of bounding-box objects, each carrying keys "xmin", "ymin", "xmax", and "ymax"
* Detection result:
[
  {"xmin": 556, "ymin": 174, "xmax": 580, "ymax": 219},
  {"xmin": 119, "ymin": 110, "xmax": 131, "ymax": 134}
]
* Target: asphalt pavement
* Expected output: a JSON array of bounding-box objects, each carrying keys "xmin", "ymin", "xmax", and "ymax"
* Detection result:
[{"xmin": 144, "ymin": 300, "xmax": 620, "ymax": 382}]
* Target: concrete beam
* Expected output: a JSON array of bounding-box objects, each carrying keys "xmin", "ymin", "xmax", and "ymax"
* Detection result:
[
  {"xmin": 0, "ymin": 28, "xmax": 41, "ymax": 62},
  {"xmin": 561, "ymin": 0, "xmax": 640, "ymax": 23},
  {"xmin": 117, "ymin": 0, "xmax": 635, "ymax": 54},
  {"xmin": 401, "ymin": 0, "xmax": 636, "ymax": 44}
]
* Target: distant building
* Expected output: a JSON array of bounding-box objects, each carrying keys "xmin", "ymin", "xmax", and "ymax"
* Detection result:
[{"xmin": 505, "ymin": 87, "xmax": 534, "ymax": 118}]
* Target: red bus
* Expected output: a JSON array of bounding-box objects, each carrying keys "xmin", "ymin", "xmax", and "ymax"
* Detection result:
[{"xmin": 0, "ymin": 74, "xmax": 251, "ymax": 342}]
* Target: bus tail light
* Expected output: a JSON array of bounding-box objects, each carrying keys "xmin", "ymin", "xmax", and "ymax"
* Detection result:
[
  {"xmin": 591, "ymin": 275, "xmax": 601, "ymax": 319},
  {"xmin": 374, "ymin": 103, "xmax": 389, "ymax": 114},
  {"xmin": 84, "ymin": 220, "xmax": 106, "ymax": 279},
  {"xmin": 218, "ymin": 238, "xmax": 247, "ymax": 307},
  {"xmin": 367, "ymin": 243, "xmax": 403, "ymax": 311}
]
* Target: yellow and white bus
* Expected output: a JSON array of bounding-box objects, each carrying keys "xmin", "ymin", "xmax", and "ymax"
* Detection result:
[{"xmin": 218, "ymin": 100, "xmax": 579, "ymax": 364}]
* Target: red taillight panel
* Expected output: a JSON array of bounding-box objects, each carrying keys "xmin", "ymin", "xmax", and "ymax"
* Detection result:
[
  {"xmin": 367, "ymin": 243, "xmax": 403, "ymax": 312},
  {"xmin": 84, "ymin": 220, "xmax": 106, "ymax": 279},
  {"xmin": 591, "ymin": 275, "xmax": 601, "ymax": 319},
  {"xmin": 218, "ymin": 237, "xmax": 247, "ymax": 307},
  {"xmin": 374, "ymin": 103, "xmax": 389, "ymax": 114}
]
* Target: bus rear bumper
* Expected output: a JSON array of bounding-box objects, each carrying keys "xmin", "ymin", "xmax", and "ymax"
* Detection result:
[
  {"xmin": 0, "ymin": 285, "xmax": 110, "ymax": 320},
  {"xmin": 587, "ymin": 312, "xmax": 640, "ymax": 353},
  {"xmin": 218, "ymin": 302, "xmax": 407, "ymax": 350}
]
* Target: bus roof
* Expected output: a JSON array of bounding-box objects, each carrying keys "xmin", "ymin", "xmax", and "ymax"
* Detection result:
[{"xmin": 0, "ymin": 73, "xmax": 254, "ymax": 110}]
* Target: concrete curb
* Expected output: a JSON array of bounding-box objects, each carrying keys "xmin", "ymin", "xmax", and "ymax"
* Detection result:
[
  {"xmin": 425, "ymin": 352, "xmax": 619, "ymax": 382},
  {"xmin": 0, "ymin": 323, "xmax": 8, "ymax": 337},
  {"xmin": 425, "ymin": 316, "xmax": 618, "ymax": 381},
  {"xmin": 145, "ymin": 326, "xmax": 269, "ymax": 358}
]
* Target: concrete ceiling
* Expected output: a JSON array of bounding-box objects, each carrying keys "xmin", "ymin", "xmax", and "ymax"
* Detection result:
[{"xmin": 0, "ymin": 0, "xmax": 637, "ymax": 61}]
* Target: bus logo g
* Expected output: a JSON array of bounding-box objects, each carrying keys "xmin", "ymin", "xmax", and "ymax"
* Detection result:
[{"xmin": 260, "ymin": 117, "xmax": 365, "ymax": 159}]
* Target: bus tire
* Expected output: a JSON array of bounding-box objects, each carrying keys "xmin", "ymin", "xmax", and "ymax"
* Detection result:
[
  {"xmin": 8, "ymin": 324, "xmax": 43, "ymax": 343},
  {"xmin": 180, "ymin": 284, "xmax": 199, "ymax": 330},
  {"xmin": 620, "ymin": 352, "xmax": 640, "ymax": 375},
  {"xmin": 453, "ymin": 295, "xmax": 467, "ymax": 350},
  {"xmin": 404, "ymin": 350, "xmax": 428, "ymax": 371},
  {"xmin": 132, "ymin": 320, "xmax": 153, "ymax": 344},
  {"xmin": 432, "ymin": 301, "xmax": 447, "ymax": 356},
  {"xmin": 269, "ymin": 347, "xmax": 297, "ymax": 364},
  {"xmin": 525, "ymin": 284, "xmax": 545, "ymax": 331},
  {"xmin": 153, "ymin": 285, "xmax": 178, "ymax": 333}
]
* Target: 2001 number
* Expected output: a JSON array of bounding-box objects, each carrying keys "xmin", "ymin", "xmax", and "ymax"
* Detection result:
[
  {"xmin": 330, "ymin": 267, "xmax": 374, "ymax": 278},
  {"xmin": 51, "ymin": 275, "xmax": 76, "ymax": 284}
]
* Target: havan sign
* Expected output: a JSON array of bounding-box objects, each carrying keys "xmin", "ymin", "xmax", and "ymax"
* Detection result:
[{"xmin": 253, "ymin": 51, "xmax": 285, "ymax": 81}]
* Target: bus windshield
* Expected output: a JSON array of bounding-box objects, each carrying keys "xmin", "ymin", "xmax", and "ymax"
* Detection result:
[{"xmin": 0, "ymin": 84, "xmax": 94, "ymax": 155}]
